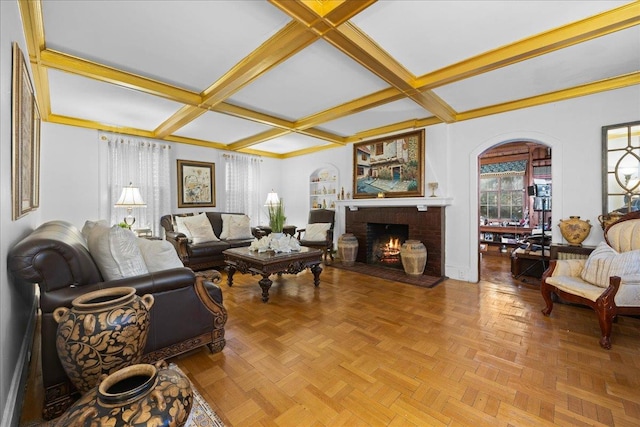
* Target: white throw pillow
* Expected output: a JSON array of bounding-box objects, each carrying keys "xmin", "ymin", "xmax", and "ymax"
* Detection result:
[
  {"xmin": 81, "ymin": 219, "xmax": 109, "ymax": 242},
  {"xmin": 220, "ymin": 214, "xmax": 252, "ymax": 240},
  {"xmin": 182, "ymin": 213, "xmax": 219, "ymax": 244},
  {"xmin": 87, "ymin": 224, "xmax": 149, "ymax": 281},
  {"xmin": 136, "ymin": 238, "xmax": 184, "ymax": 272},
  {"xmin": 227, "ymin": 215, "xmax": 253, "ymax": 240},
  {"xmin": 580, "ymin": 242, "xmax": 640, "ymax": 288},
  {"xmin": 173, "ymin": 215, "xmax": 194, "ymax": 240},
  {"xmin": 303, "ymin": 223, "xmax": 331, "ymax": 242}
]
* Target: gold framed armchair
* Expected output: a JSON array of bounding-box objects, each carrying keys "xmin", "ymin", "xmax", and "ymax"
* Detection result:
[{"xmin": 540, "ymin": 211, "xmax": 640, "ymax": 349}]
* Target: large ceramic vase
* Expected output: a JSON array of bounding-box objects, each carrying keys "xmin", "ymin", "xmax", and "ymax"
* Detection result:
[
  {"xmin": 558, "ymin": 216, "xmax": 592, "ymax": 246},
  {"xmin": 338, "ymin": 233, "xmax": 359, "ymax": 266},
  {"xmin": 53, "ymin": 286, "xmax": 154, "ymax": 394},
  {"xmin": 54, "ymin": 362, "xmax": 193, "ymax": 427},
  {"xmin": 400, "ymin": 240, "xmax": 427, "ymax": 276}
]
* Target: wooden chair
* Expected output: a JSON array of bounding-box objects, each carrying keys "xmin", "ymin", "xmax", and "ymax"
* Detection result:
[
  {"xmin": 296, "ymin": 209, "xmax": 335, "ymax": 264},
  {"xmin": 540, "ymin": 211, "xmax": 640, "ymax": 349}
]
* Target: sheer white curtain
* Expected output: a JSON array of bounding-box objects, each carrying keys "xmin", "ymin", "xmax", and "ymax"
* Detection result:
[
  {"xmin": 224, "ymin": 153, "xmax": 261, "ymax": 226},
  {"xmin": 104, "ymin": 133, "xmax": 171, "ymax": 235}
]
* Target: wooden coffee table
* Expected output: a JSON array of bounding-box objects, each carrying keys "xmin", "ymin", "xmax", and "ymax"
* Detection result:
[{"xmin": 223, "ymin": 247, "xmax": 323, "ymax": 302}]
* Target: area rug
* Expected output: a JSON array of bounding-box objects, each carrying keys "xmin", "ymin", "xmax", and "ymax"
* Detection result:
[
  {"xmin": 176, "ymin": 364, "xmax": 226, "ymax": 427},
  {"xmin": 331, "ymin": 261, "xmax": 444, "ymax": 288},
  {"xmin": 32, "ymin": 365, "xmax": 225, "ymax": 427}
]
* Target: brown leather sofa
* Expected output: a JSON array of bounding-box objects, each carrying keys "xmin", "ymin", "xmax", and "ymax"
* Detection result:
[
  {"xmin": 160, "ymin": 212, "xmax": 255, "ymax": 271},
  {"xmin": 8, "ymin": 220, "xmax": 227, "ymax": 419}
]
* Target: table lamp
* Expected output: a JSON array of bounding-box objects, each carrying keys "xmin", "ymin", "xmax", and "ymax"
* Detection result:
[{"xmin": 115, "ymin": 182, "xmax": 146, "ymax": 228}]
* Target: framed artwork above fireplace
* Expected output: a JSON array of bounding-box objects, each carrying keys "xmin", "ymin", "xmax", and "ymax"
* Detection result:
[{"xmin": 353, "ymin": 129, "xmax": 424, "ymax": 199}]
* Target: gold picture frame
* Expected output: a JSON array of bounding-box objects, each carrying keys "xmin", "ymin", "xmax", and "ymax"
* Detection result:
[
  {"xmin": 12, "ymin": 42, "xmax": 40, "ymax": 220},
  {"xmin": 353, "ymin": 129, "xmax": 425, "ymax": 199},
  {"xmin": 177, "ymin": 159, "xmax": 216, "ymax": 208}
]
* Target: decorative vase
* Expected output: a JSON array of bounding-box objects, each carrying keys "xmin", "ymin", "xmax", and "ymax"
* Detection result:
[
  {"xmin": 400, "ymin": 240, "xmax": 427, "ymax": 276},
  {"xmin": 558, "ymin": 216, "xmax": 592, "ymax": 246},
  {"xmin": 338, "ymin": 233, "xmax": 359, "ymax": 266},
  {"xmin": 597, "ymin": 212, "xmax": 625, "ymax": 230},
  {"xmin": 54, "ymin": 362, "xmax": 193, "ymax": 427},
  {"xmin": 53, "ymin": 286, "xmax": 154, "ymax": 394}
]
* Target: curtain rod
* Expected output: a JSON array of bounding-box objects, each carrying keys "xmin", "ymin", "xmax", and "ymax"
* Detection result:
[{"xmin": 222, "ymin": 153, "xmax": 262, "ymax": 161}]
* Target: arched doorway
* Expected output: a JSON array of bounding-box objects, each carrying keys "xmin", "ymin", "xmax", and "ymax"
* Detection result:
[{"xmin": 478, "ymin": 141, "xmax": 552, "ymax": 282}]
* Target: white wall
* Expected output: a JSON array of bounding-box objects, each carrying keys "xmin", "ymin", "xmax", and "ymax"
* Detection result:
[
  {"xmin": 282, "ymin": 86, "xmax": 640, "ymax": 282},
  {"xmin": 1, "ymin": 2, "xmax": 40, "ymax": 425},
  {"xmin": 39, "ymin": 126, "xmax": 282, "ymax": 230},
  {"xmin": 448, "ymin": 87, "xmax": 639, "ymax": 282},
  {"xmin": 36, "ymin": 87, "xmax": 640, "ymax": 283}
]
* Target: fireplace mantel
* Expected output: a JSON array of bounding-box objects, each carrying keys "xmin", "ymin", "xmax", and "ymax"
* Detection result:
[{"xmin": 335, "ymin": 197, "xmax": 452, "ymax": 211}]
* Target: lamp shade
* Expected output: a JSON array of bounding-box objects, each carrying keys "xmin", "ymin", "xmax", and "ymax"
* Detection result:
[
  {"xmin": 115, "ymin": 183, "xmax": 146, "ymax": 208},
  {"xmin": 264, "ymin": 191, "xmax": 280, "ymax": 206}
]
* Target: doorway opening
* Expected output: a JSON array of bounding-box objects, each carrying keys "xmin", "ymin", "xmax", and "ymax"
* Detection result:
[{"xmin": 478, "ymin": 141, "xmax": 552, "ymax": 282}]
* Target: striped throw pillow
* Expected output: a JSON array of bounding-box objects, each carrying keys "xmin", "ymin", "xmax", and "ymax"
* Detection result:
[{"xmin": 580, "ymin": 242, "xmax": 640, "ymax": 288}]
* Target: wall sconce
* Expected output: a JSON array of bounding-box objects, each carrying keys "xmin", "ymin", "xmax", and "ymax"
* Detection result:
[{"xmin": 114, "ymin": 182, "xmax": 146, "ymax": 228}]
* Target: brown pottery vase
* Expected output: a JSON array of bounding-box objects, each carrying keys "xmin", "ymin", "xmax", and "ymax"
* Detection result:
[
  {"xmin": 53, "ymin": 286, "xmax": 154, "ymax": 394},
  {"xmin": 54, "ymin": 361, "xmax": 193, "ymax": 427},
  {"xmin": 597, "ymin": 211, "xmax": 625, "ymax": 230},
  {"xmin": 558, "ymin": 216, "xmax": 592, "ymax": 246},
  {"xmin": 400, "ymin": 240, "xmax": 427, "ymax": 276},
  {"xmin": 338, "ymin": 233, "xmax": 359, "ymax": 266}
]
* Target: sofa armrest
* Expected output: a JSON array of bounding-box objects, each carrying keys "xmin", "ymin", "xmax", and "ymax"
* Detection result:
[
  {"xmin": 164, "ymin": 231, "xmax": 189, "ymax": 262},
  {"xmin": 193, "ymin": 276, "xmax": 227, "ymax": 328}
]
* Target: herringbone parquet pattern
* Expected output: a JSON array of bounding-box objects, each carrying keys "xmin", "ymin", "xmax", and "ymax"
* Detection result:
[{"xmin": 174, "ymin": 261, "xmax": 640, "ymax": 427}]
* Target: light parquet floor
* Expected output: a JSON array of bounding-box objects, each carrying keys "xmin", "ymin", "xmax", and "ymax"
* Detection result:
[{"xmin": 171, "ymin": 258, "xmax": 640, "ymax": 427}]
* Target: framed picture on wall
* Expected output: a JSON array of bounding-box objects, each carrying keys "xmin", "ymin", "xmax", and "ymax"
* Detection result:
[
  {"xmin": 11, "ymin": 42, "xmax": 41, "ymax": 220},
  {"xmin": 352, "ymin": 129, "xmax": 424, "ymax": 199},
  {"xmin": 177, "ymin": 159, "xmax": 216, "ymax": 208}
]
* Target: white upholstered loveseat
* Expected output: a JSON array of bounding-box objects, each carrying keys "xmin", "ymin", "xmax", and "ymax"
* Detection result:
[{"xmin": 541, "ymin": 211, "xmax": 640, "ymax": 349}]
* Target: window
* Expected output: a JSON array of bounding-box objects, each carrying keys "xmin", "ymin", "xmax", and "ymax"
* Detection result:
[{"xmin": 480, "ymin": 175, "xmax": 524, "ymax": 221}]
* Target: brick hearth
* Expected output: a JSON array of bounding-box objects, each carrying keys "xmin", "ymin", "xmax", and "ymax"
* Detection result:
[{"xmin": 345, "ymin": 206, "xmax": 445, "ymax": 277}]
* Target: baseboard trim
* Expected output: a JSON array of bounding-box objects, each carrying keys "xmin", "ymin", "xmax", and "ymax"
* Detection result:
[{"xmin": 0, "ymin": 300, "xmax": 37, "ymax": 427}]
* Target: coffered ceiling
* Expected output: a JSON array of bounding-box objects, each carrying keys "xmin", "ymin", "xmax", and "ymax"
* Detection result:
[{"xmin": 18, "ymin": 0, "xmax": 640, "ymax": 158}]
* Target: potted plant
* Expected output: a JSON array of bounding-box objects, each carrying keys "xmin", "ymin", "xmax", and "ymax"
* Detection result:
[{"xmin": 267, "ymin": 198, "xmax": 286, "ymax": 234}]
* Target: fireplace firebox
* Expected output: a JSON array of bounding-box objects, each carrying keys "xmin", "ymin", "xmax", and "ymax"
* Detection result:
[
  {"xmin": 366, "ymin": 223, "xmax": 408, "ymax": 269},
  {"xmin": 345, "ymin": 206, "xmax": 444, "ymax": 278}
]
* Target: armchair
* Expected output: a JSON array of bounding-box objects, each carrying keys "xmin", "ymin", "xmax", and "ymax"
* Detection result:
[
  {"xmin": 540, "ymin": 211, "xmax": 640, "ymax": 349},
  {"xmin": 296, "ymin": 209, "xmax": 335, "ymax": 264}
]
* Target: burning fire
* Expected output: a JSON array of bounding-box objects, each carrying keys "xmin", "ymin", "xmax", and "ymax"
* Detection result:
[{"xmin": 384, "ymin": 238, "xmax": 401, "ymax": 255}]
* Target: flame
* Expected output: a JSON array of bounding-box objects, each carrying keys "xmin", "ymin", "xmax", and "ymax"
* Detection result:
[
  {"xmin": 387, "ymin": 238, "xmax": 400, "ymax": 251},
  {"xmin": 384, "ymin": 238, "xmax": 401, "ymax": 255}
]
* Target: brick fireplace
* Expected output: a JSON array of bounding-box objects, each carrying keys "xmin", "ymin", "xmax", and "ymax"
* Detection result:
[{"xmin": 345, "ymin": 206, "xmax": 445, "ymax": 278}]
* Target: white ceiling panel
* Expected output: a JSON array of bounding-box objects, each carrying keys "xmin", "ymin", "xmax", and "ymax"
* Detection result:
[
  {"xmin": 251, "ymin": 133, "xmax": 331, "ymax": 155},
  {"xmin": 42, "ymin": 0, "xmax": 289, "ymax": 91},
  {"xmin": 351, "ymin": 1, "xmax": 632, "ymax": 76},
  {"xmin": 21, "ymin": 1, "xmax": 640, "ymax": 157},
  {"xmin": 227, "ymin": 39, "xmax": 390, "ymax": 121},
  {"xmin": 48, "ymin": 69, "xmax": 184, "ymax": 130},
  {"xmin": 434, "ymin": 27, "xmax": 640, "ymax": 112},
  {"xmin": 318, "ymin": 99, "xmax": 432, "ymax": 137},
  {"xmin": 173, "ymin": 110, "xmax": 274, "ymax": 145}
]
